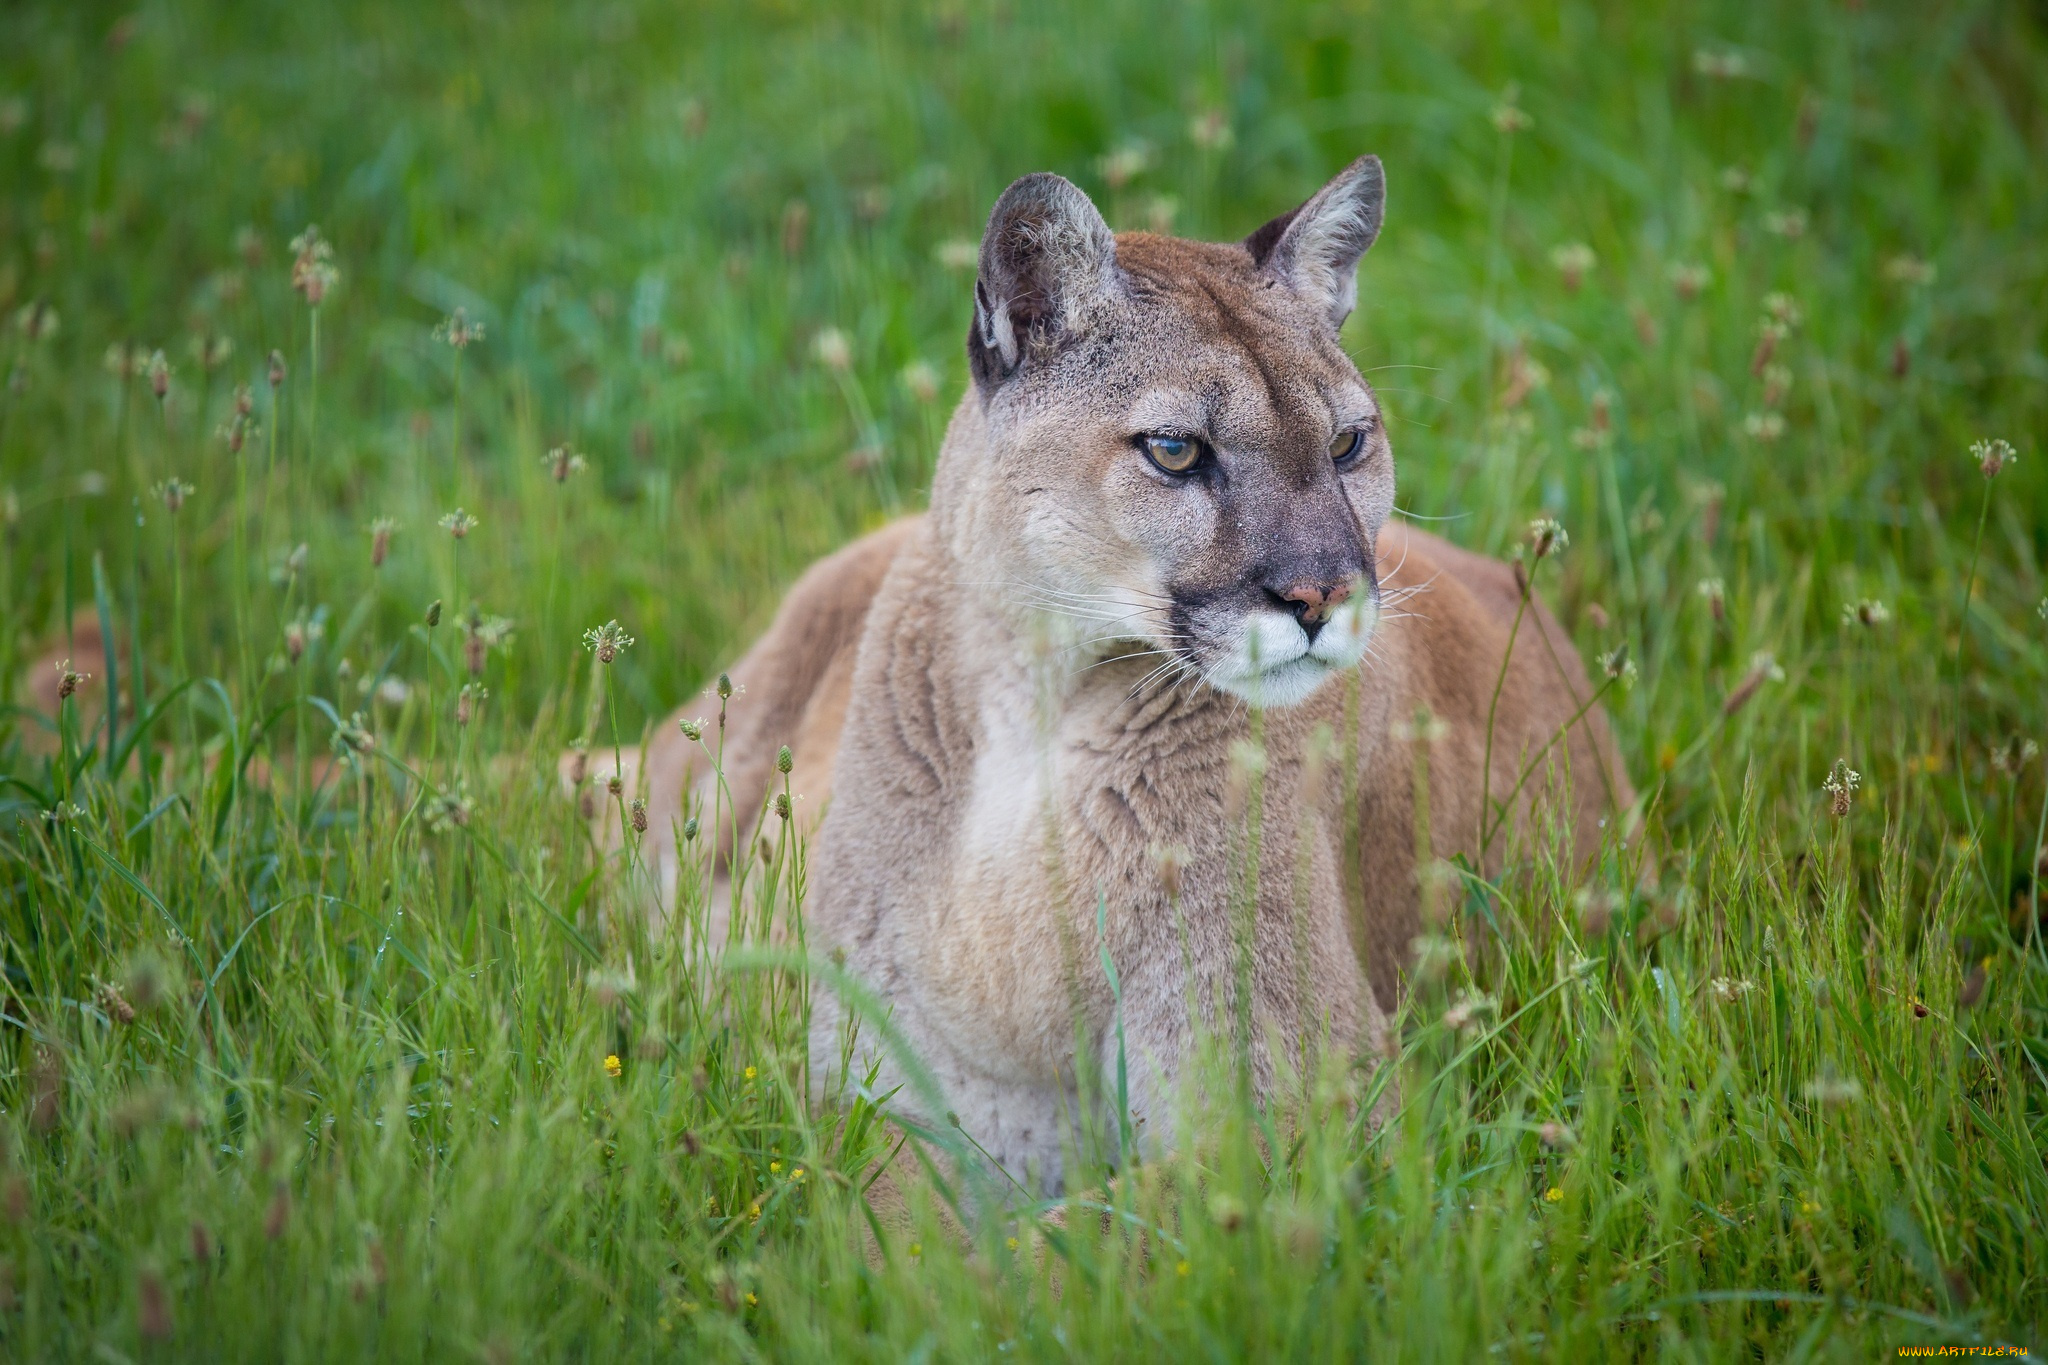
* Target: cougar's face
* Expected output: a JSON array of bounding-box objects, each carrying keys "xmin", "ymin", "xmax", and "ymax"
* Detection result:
[{"xmin": 965, "ymin": 161, "xmax": 1395, "ymax": 707}]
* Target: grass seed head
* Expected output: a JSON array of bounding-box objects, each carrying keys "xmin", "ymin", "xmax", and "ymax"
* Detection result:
[
  {"xmin": 1823, "ymin": 759, "xmax": 1861, "ymax": 818},
  {"xmin": 1190, "ymin": 106, "xmax": 1233, "ymax": 150},
  {"xmin": 189, "ymin": 1219, "xmax": 214, "ymax": 1263},
  {"xmin": 1549, "ymin": 241, "xmax": 1595, "ymax": 291},
  {"xmin": 289, "ymin": 226, "xmax": 338, "ymax": 305},
  {"xmin": 191, "ymin": 332, "xmax": 233, "ymax": 371},
  {"xmin": 1696, "ymin": 577, "xmax": 1726, "ymax": 622},
  {"xmin": 94, "ymin": 978, "xmax": 135, "ymax": 1024},
  {"xmin": 901, "ymin": 360, "xmax": 940, "ymax": 403},
  {"xmin": 333, "ymin": 711, "xmax": 375, "ymax": 755},
  {"xmin": 1668, "ymin": 262, "xmax": 1710, "ymax": 300},
  {"xmin": 1692, "ymin": 48, "xmax": 1749, "ymax": 79},
  {"xmin": 438, "ymin": 507, "xmax": 477, "ymax": 540},
  {"xmin": 812, "ymin": 327, "xmax": 851, "ymax": 372},
  {"xmin": 631, "ymin": 797, "xmax": 648, "ymax": 832},
  {"xmin": 1525, "ymin": 517, "xmax": 1568, "ymax": 561},
  {"xmin": 776, "ymin": 744, "xmax": 793, "ymax": 774},
  {"xmin": 583, "ymin": 620, "xmax": 634, "ymax": 664},
  {"xmin": 145, "ymin": 349, "xmax": 171, "ymax": 400},
  {"xmin": 267, "ymin": 348, "xmax": 286, "ymax": 389},
  {"xmin": 1761, "ymin": 363, "xmax": 1792, "ymax": 408},
  {"xmin": 1721, "ymin": 651, "xmax": 1782, "ymax": 717},
  {"xmin": 425, "ymin": 598, "xmax": 442, "ymax": 628},
  {"xmin": 424, "ymin": 786, "xmax": 474, "ymax": 833},
  {"xmin": 1971, "ymin": 438, "xmax": 2015, "ymax": 479},
  {"xmin": 14, "ymin": 299, "xmax": 60, "ymax": 342},
  {"xmin": 1764, "ymin": 208, "xmax": 1808, "ymax": 239},
  {"xmin": 1489, "ymin": 100, "xmax": 1532, "ymax": 134},
  {"xmin": 545, "ymin": 446, "xmax": 587, "ymax": 482},
  {"xmin": 1884, "ymin": 253, "xmax": 1937, "ymax": 287},
  {"xmin": 153, "ymin": 477, "xmax": 193, "ymax": 513},
  {"xmin": 1443, "ymin": 990, "xmax": 1494, "ymax": 1032},
  {"xmin": 433, "ymin": 307, "xmax": 484, "ymax": 350},
  {"xmin": 1989, "ymin": 736, "xmax": 2037, "ymax": 776},
  {"xmin": 369, "ymin": 517, "xmax": 395, "ymax": 567},
  {"xmin": 54, "ymin": 658, "xmax": 90, "ymax": 701}
]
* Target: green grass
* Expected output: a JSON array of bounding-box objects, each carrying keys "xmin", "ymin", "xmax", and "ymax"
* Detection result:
[{"xmin": 3, "ymin": 0, "xmax": 2047, "ymax": 1358}]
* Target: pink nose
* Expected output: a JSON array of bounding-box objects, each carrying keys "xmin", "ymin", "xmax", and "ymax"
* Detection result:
[{"xmin": 1279, "ymin": 578, "xmax": 1352, "ymax": 626}]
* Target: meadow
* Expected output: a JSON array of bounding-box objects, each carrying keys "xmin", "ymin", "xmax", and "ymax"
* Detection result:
[{"xmin": 2, "ymin": 0, "xmax": 2046, "ymax": 1358}]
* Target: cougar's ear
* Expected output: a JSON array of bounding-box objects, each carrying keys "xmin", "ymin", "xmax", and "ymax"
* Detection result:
[
  {"xmin": 1245, "ymin": 155, "xmax": 1385, "ymax": 332},
  {"xmin": 969, "ymin": 173, "xmax": 1119, "ymax": 391}
]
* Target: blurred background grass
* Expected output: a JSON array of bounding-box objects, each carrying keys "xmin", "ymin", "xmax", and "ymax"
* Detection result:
[
  {"xmin": 2, "ymin": 0, "xmax": 2047, "ymax": 1358},
  {"xmin": 6, "ymin": 0, "xmax": 2040, "ymax": 733}
]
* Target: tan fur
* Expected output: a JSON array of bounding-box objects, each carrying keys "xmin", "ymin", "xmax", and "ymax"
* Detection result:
[{"xmin": 632, "ymin": 160, "xmax": 1631, "ymax": 1190}]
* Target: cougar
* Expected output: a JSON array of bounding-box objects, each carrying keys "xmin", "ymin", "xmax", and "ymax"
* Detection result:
[{"xmin": 621, "ymin": 155, "xmax": 1630, "ymax": 1191}]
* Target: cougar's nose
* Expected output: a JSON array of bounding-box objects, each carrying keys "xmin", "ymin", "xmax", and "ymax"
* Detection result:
[{"xmin": 1268, "ymin": 577, "xmax": 1353, "ymax": 642}]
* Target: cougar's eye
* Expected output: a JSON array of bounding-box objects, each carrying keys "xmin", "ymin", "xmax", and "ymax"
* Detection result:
[
  {"xmin": 1330, "ymin": 428, "xmax": 1365, "ymax": 465},
  {"xmin": 1140, "ymin": 432, "xmax": 1206, "ymax": 475}
]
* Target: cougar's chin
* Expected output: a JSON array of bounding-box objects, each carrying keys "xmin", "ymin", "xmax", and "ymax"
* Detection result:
[{"xmin": 1201, "ymin": 592, "xmax": 1377, "ymax": 708}]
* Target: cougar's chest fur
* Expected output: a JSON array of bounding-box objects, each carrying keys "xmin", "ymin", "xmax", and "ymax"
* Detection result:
[{"xmin": 807, "ymin": 521, "xmax": 1388, "ymax": 1185}]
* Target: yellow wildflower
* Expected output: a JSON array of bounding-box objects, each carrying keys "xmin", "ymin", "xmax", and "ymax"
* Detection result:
[
  {"xmin": 745, "ymin": 1292, "xmax": 757, "ymax": 1307},
  {"xmin": 1176, "ymin": 1260, "xmax": 1191, "ymax": 1277},
  {"xmin": 769, "ymin": 1160, "xmax": 782, "ymax": 1174},
  {"xmin": 604, "ymin": 1054, "xmax": 622, "ymax": 1078},
  {"xmin": 743, "ymin": 1065, "xmax": 757, "ymax": 1081},
  {"xmin": 1544, "ymin": 1187, "xmax": 1563, "ymax": 1203}
]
